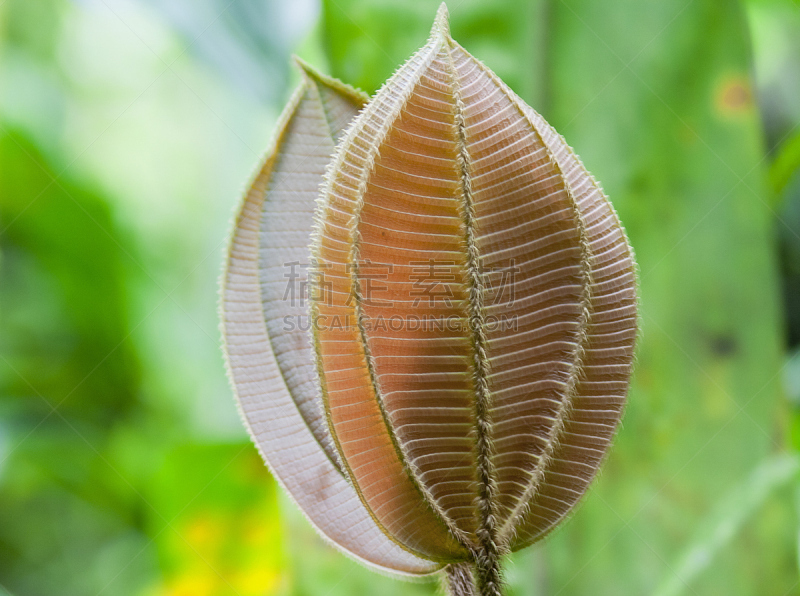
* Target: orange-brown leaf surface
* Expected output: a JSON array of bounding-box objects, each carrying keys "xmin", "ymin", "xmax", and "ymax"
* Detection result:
[{"xmin": 310, "ymin": 3, "xmax": 637, "ymax": 562}]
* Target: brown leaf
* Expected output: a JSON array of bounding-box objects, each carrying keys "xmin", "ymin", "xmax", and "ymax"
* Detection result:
[{"xmin": 310, "ymin": 3, "xmax": 637, "ymax": 563}]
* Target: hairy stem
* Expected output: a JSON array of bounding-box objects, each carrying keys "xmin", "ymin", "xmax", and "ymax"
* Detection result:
[
  {"xmin": 474, "ymin": 551, "xmax": 503, "ymax": 596},
  {"xmin": 445, "ymin": 563, "xmax": 477, "ymax": 596}
]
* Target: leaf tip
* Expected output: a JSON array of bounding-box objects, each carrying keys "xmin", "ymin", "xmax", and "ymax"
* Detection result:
[
  {"xmin": 292, "ymin": 54, "xmax": 318, "ymax": 82},
  {"xmin": 431, "ymin": 2, "xmax": 451, "ymax": 39},
  {"xmin": 290, "ymin": 55, "xmax": 370, "ymax": 103}
]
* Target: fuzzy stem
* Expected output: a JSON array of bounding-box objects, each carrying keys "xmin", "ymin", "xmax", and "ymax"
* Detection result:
[
  {"xmin": 445, "ymin": 563, "xmax": 477, "ymax": 596},
  {"xmin": 474, "ymin": 553, "xmax": 503, "ymax": 596}
]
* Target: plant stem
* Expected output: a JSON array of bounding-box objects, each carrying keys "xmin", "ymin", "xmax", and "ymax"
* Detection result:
[
  {"xmin": 474, "ymin": 550, "xmax": 503, "ymax": 596},
  {"xmin": 445, "ymin": 563, "xmax": 477, "ymax": 596}
]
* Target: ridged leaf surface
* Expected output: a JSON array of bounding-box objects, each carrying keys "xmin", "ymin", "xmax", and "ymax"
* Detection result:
[
  {"xmin": 221, "ymin": 61, "xmax": 440, "ymax": 575},
  {"xmin": 311, "ymin": 5, "xmax": 637, "ymax": 560}
]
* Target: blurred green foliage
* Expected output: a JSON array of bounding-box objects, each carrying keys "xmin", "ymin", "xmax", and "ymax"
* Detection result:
[{"xmin": 1, "ymin": 0, "xmax": 800, "ymax": 595}]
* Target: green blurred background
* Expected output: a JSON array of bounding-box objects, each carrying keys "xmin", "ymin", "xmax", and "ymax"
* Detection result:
[{"xmin": 1, "ymin": 0, "xmax": 800, "ymax": 594}]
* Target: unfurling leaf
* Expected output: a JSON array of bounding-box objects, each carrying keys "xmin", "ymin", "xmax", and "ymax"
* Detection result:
[{"xmin": 222, "ymin": 4, "xmax": 637, "ymax": 594}]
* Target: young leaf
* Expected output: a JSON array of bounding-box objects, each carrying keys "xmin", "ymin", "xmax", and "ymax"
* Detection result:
[
  {"xmin": 310, "ymin": 2, "xmax": 636, "ymax": 586},
  {"xmin": 222, "ymin": 4, "xmax": 638, "ymax": 593},
  {"xmin": 221, "ymin": 59, "xmax": 440, "ymax": 576}
]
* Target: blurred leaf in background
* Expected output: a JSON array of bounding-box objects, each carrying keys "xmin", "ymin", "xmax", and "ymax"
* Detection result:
[
  {"xmin": 0, "ymin": 126, "xmax": 155, "ymax": 596},
  {"xmin": 0, "ymin": 0, "xmax": 300, "ymax": 594},
  {"xmin": 748, "ymin": 1, "xmax": 800, "ymax": 455},
  {"xmin": 146, "ymin": 444, "xmax": 285, "ymax": 596}
]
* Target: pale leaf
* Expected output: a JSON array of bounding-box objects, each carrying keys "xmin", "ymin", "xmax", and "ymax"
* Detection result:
[{"xmin": 221, "ymin": 59, "xmax": 440, "ymax": 575}]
